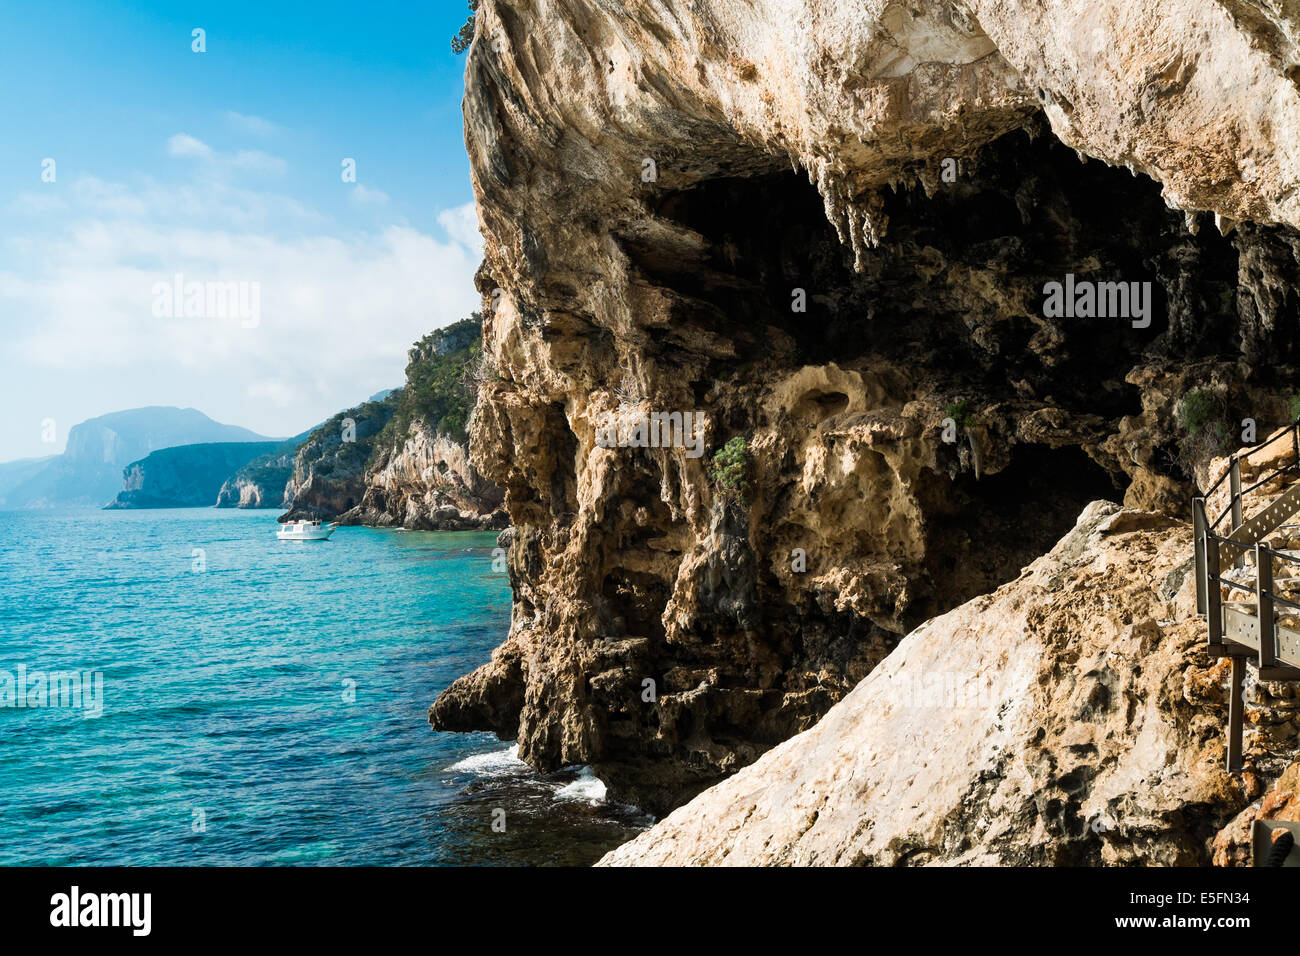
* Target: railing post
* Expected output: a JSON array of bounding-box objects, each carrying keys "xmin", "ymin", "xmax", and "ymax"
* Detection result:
[
  {"xmin": 1258, "ymin": 541, "xmax": 1277, "ymax": 670},
  {"xmin": 1194, "ymin": 497, "xmax": 1208, "ymax": 617},
  {"xmin": 1206, "ymin": 528, "xmax": 1223, "ymax": 649},
  {"xmin": 1293, "ymin": 421, "xmax": 1299, "ymax": 473},
  {"xmin": 1228, "ymin": 656, "xmax": 1246, "ymax": 773},
  {"xmin": 1230, "ymin": 455, "xmax": 1244, "ymax": 567}
]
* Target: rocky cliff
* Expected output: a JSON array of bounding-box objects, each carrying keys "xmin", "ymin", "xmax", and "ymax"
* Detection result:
[
  {"xmin": 432, "ymin": 0, "xmax": 1300, "ymax": 816},
  {"xmin": 215, "ymin": 431, "xmax": 313, "ymax": 509},
  {"xmin": 214, "ymin": 448, "xmax": 295, "ymax": 509},
  {"xmin": 278, "ymin": 399, "xmax": 396, "ymax": 521},
  {"xmin": 339, "ymin": 316, "xmax": 507, "ymax": 530},
  {"xmin": 340, "ymin": 423, "xmax": 506, "ymax": 530},
  {"xmin": 596, "ymin": 501, "xmax": 1279, "ymax": 865},
  {"xmin": 107, "ymin": 441, "xmax": 281, "ymax": 509}
]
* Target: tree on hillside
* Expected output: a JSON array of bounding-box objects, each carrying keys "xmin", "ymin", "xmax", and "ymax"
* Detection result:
[{"xmin": 452, "ymin": 1, "xmax": 478, "ymax": 54}]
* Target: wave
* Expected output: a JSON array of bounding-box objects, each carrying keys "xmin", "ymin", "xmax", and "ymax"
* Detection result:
[
  {"xmin": 553, "ymin": 766, "xmax": 607, "ymax": 804},
  {"xmin": 446, "ymin": 744, "xmax": 529, "ymax": 777}
]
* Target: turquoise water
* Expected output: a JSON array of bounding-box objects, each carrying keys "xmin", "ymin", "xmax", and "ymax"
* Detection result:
[{"xmin": 0, "ymin": 508, "xmax": 645, "ymax": 865}]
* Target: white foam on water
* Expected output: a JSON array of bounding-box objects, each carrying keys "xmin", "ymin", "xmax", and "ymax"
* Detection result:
[
  {"xmin": 447, "ymin": 744, "xmax": 530, "ymax": 776},
  {"xmin": 553, "ymin": 766, "xmax": 607, "ymax": 804}
]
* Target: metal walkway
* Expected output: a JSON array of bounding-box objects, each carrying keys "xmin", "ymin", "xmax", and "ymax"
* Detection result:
[{"xmin": 1194, "ymin": 424, "xmax": 1300, "ymax": 771}]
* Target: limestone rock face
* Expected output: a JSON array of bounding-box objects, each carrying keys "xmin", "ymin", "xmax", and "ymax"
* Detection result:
[
  {"xmin": 215, "ymin": 445, "xmax": 298, "ymax": 509},
  {"xmin": 438, "ymin": 0, "xmax": 1300, "ymax": 813},
  {"xmin": 598, "ymin": 502, "xmax": 1255, "ymax": 865},
  {"xmin": 279, "ymin": 401, "xmax": 395, "ymax": 522},
  {"xmin": 339, "ymin": 422, "xmax": 506, "ymax": 531}
]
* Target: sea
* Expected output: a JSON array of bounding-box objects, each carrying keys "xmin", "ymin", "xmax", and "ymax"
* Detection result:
[{"xmin": 0, "ymin": 508, "xmax": 648, "ymax": 866}]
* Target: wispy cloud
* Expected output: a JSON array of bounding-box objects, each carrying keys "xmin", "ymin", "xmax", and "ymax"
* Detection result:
[
  {"xmin": 167, "ymin": 133, "xmax": 212, "ymax": 160},
  {"xmin": 10, "ymin": 173, "xmax": 323, "ymax": 231},
  {"xmin": 350, "ymin": 183, "xmax": 390, "ymax": 206},
  {"xmin": 438, "ymin": 202, "xmax": 483, "ymax": 256},
  {"xmin": 224, "ymin": 111, "xmax": 279, "ymax": 136},
  {"xmin": 166, "ymin": 133, "xmax": 288, "ymax": 177}
]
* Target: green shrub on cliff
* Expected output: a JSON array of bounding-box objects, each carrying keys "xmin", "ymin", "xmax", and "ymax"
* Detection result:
[
  {"xmin": 452, "ymin": 1, "xmax": 478, "ymax": 54},
  {"xmin": 1175, "ymin": 387, "xmax": 1232, "ymax": 477},
  {"xmin": 1176, "ymin": 388, "xmax": 1222, "ymax": 436},
  {"xmin": 377, "ymin": 315, "xmax": 483, "ymax": 451},
  {"xmin": 944, "ymin": 399, "xmax": 974, "ymax": 429},
  {"xmin": 711, "ymin": 436, "xmax": 750, "ymax": 502}
]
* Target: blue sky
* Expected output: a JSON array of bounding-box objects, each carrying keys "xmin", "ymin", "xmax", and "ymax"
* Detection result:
[{"xmin": 0, "ymin": 0, "xmax": 484, "ymax": 460}]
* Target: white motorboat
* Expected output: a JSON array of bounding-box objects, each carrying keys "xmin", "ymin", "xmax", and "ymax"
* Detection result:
[{"xmin": 277, "ymin": 519, "xmax": 339, "ymax": 541}]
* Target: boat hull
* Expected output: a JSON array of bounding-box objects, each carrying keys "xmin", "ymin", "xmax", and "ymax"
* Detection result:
[{"xmin": 276, "ymin": 525, "xmax": 338, "ymax": 541}]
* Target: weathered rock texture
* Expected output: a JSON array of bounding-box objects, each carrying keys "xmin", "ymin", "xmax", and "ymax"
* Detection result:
[
  {"xmin": 597, "ymin": 502, "xmax": 1273, "ymax": 865},
  {"xmin": 340, "ymin": 423, "xmax": 506, "ymax": 530},
  {"xmin": 337, "ymin": 318, "xmax": 507, "ymax": 530},
  {"xmin": 1213, "ymin": 760, "xmax": 1300, "ymax": 866},
  {"xmin": 435, "ymin": 0, "xmax": 1300, "ymax": 813}
]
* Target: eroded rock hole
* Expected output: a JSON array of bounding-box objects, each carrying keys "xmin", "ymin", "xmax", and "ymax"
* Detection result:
[{"xmin": 917, "ymin": 445, "xmax": 1118, "ymax": 629}]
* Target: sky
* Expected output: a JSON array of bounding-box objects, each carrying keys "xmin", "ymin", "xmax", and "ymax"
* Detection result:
[{"xmin": 0, "ymin": 0, "xmax": 484, "ymax": 461}]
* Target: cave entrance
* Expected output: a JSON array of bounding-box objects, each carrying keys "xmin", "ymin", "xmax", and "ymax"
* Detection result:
[
  {"xmin": 916, "ymin": 444, "xmax": 1120, "ymax": 627},
  {"xmin": 614, "ymin": 121, "xmax": 1249, "ymax": 629},
  {"xmin": 625, "ymin": 121, "xmax": 1244, "ymax": 422}
]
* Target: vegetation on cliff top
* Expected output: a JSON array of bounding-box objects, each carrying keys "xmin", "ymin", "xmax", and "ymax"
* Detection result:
[
  {"xmin": 376, "ymin": 315, "xmax": 483, "ymax": 450},
  {"xmin": 451, "ymin": 1, "xmax": 478, "ymax": 54}
]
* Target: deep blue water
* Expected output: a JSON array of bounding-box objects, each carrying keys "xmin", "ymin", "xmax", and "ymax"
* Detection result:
[{"xmin": 0, "ymin": 508, "xmax": 645, "ymax": 866}]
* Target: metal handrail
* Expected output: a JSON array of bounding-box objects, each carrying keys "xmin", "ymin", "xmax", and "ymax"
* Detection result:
[
  {"xmin": 1206, "ymin": 532, "xmax": 1252, "ymax": 550},
  {"xmin": 1203, "ymin": 423, "xmax": 1300, "ymax": 535},
  {"xmin": 1193, "ymin": 433, "xmax": 1300, "ymax": 774},
  {"xmin": 1202, "ymin": 420, "xmax": 1300, "ymax": 499},
  {"xmin": 1219, "ymin": 577, "xmax": 1256, "ymax": 595}
]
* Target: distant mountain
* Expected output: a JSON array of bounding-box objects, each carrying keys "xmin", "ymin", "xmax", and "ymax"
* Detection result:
[
  {"xmin": 369, "ymin": 388, "xmax": 396, "ymax": 403},
  {"xmin": 0, "ymin": 407, "xmax": 275, "ymax": 509},
  {"xmin": 106, "ymin": 442, "xmax": 283, "ymax": 509},
  {"xmin": 0, "ymin": 456, "xmax": 58, "ymax": 502}
]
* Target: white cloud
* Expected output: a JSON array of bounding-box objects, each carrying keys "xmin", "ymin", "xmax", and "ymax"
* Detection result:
[
  {"xmin": 437, "ymin": 201, "xmax": 483, "ymax": 255},
  {"xmin": 350, "ymin": 183, "xmax": 390, "ymax": 206},
  {"xmin": 167, "ymin": 133, "xmax": 213, "ymax": 160},
  {"xmin": 9, "ymin": 174, "xmax": 323, "ymax": 233},
  {"xmin": 167, "ymin": 133, "xmax": 287, "ymax": 177},
  {"xmin": 230, "ymin": 150, "xmax": 288, "ymax": 175},
  {"xmin": 6, "ymin": 220, "xmax": 478, "ymax": 369},
  {"xmin": 224, "ymin": 111, "xmax": 279, "ymax": 136},
  {"xmin": 0, "ymin": 174, "xmax": 482, "ymax": 440}
]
